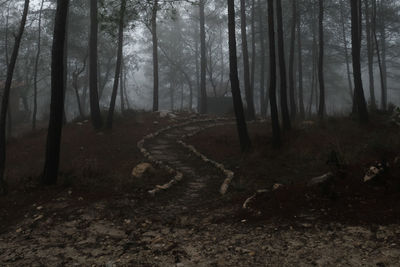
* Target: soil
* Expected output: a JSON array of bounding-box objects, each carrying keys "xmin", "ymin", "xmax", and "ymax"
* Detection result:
[{"xmin": 1, "ymin": 113, "xmax": 400, "ymax": 266}]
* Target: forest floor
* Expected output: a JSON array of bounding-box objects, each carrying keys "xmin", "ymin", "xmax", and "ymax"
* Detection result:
[{"xmin": 0, "ymin": 111, "xmax": 400, "ymax": 266}]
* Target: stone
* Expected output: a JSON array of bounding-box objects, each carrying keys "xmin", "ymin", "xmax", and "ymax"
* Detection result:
[{"xmin": 131, "ymin": 163, "xmax": 155, "ymax": 178}]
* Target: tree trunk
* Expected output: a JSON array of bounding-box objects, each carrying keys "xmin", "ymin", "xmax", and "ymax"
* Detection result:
[
  {"xmin": 339, "ymin": 0, "xmax": 354, "ymax": 101},
  {"xmin": 89, "ymin": 0, "xmax": 103, "ymax": 129},
  {"xmin": 364, "ymin": 0, "xmax": 376, "ymax": 110},
  {"xmin": 250, "ymin": 0, "xmax": 256, "ymax": 113},
  {"xmin": 41, "ymin": 0, "xmax": 69, "ymax": 185},
  {"xmin": 317, "ymin": 0, "xmax": 325, "ymax": 119},
  {"xmin": 258, "ymin": 0, "xmax": 267, "ymax": 117},
  {"xmin": 240, "ymin": 0, "xmax": 256, "ymax": 120},
  {"xmin": 120, "ymin": 58, "xmax": 125, "ymax": 113},
  {"xmin": 350, "ymin": 0, "xmax": 369, "ymax": 122},
  {"xmin": 276, "ymin": 0, "xmax": 291, "ymax": 130},
  {"xmin": 199, "ymin": 0, "xmax": 207, "ymax": 114},
  {"xmin": 297, "ymin": 3, "xmax": 305, "ymax": 119},
  {"xmin": 106, "ymin": 0, "xmax": 126, "ymax": 129},
  {"xmin": 32, "ymin": 0, "xmax": 45, "ymax": 131},
  {"xmin": 0, "ymin": 0, "xmax": 30, "ymax": 194},
  {"xmin": 227, "ymin": 0, "xmax": 251, "ymax": 152},
  {"xmin": 151, "ymin": 0, "xmax": 159, "ymax": 112},
  {"xmin": 268, "ymin": 0, "xmax": 281, "ymax": 147},
  {"xmin": 288, "ymin": 0, "xmax": 297, "ymax": 120}
]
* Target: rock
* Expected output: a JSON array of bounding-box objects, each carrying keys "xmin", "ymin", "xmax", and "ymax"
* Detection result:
[
  {"xmin": 307, "ymin": 172, "xmax": 334, "ymax": 187},
  {"xmin": 272, "ymin": 183, "xmax": 284, "ymax": 190},
  {"xmin": 132, "ymin": 163, "xmax": 155, "ymax": 178}
]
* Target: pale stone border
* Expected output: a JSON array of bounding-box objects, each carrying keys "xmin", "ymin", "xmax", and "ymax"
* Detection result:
[{"xmin": 137, "ymin": 116, "xmax": 231, "ymax": 196}]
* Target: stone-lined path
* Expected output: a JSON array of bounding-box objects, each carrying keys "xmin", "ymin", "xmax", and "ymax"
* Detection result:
[{"xmin": 1, "ymin": 115, "xmax": 399, "ymax": 266}]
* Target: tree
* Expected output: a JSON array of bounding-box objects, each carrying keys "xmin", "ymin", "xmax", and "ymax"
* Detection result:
[
  {"xmin": 276, "ymin": 0, "xmax": 291, "ymax": 130},
  {"xmin": 364, "ymin": 0, "xmax": 376, "ymax": 110},
  {"xmin": 227, "ymin": 0, "xmax": 251, "ymax": 152},
  {"xmin": 199, "ymin": 0, "xmax": 207, "ymax": 114},
  {"xmin": 317, "ymin": 0, "xmax": 325, "ymax": 119},
  {"xmin": 240, "ymin": 0, "xmax": 256, "ymax": 120},
  {"xmin": 151, "ymin": 0, "xmax": 159, "ymax": 111},
  {"xmin": 89, "ymin": 0, "xmax": 103, "ymax": 129},
  {"xmin": 0, "ymin": 0, "xmax": 30, "ymax": 194},
  {"xmin": 350, "ymin": 0, "xmax": 369, "ymax": 122},
  {"xmin": 106, "ymin": 0, "xmax": 126, "ymax": 129},
  {"xmin": 288, "ymin": 0, "xmax": 297, "ymax": 120},
  {"xmin": 297, "ymin": 1, "xmax": 305, "ymax": 119},
  {"xmin": 258, "ymin": 0, "xmax": 267, "ymax": 117},
  {"xmin": 42, "ymin": 0, "xmax": 70, "ymax": 185},
  {"xmin": 268, "ymin": 0, "xmax": 281, "ymax": 147},
  {"xmin": 32, "ymin": 0, "xmax": 45, "ymax": 130}
]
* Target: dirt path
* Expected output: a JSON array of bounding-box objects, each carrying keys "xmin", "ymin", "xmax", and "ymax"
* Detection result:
[{"xmin": 1, "ymin": 117, "xmax": 399, "ymax": 266}]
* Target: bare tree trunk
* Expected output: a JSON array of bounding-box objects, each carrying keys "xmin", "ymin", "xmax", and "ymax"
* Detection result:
[
  {"xmin": 42, "ymin": 0, "xmax": 69, "ymax": 185},
  {"xmin": 0, "ymin": 0, "xmax": 30, "ymax": 194},
  {"xmin": 317, "ymin": 0, "xmax": 325, "ymax": 119},
  {"xmin": 372, "ymin": 0, "xmax": 386, "ymax": 111},
  {"xmin": 250, "ymin": 0, "xmax": 256, "ymax": 108},
  {"xmin": 297, "ymin": 3, "xmax": 305, "ymax": 119},
  {"xmin": 339, "ymin": 0, "xmax": 354, "ymax": 101},
  {"xmin": 106, "ymin": 0, "xmax": 126, "ymax": 129},
  {"xmin": 240, "ymin": 0, "xmax": 256, "ymax": 120},
  {"xmin": 151, "ymin": 0, "xmax": 159, "ymax": 112},
  {"xmin": 32, "ymin": 0, "xmax": 45, "ymax": 131},
  {"xmin": 258, "ymin": 0, "xmax": 267, "ymax": 117},
  {"xmin": 289, "ymin": 0, "xmax": 297, "ymax": 119},
  {"xmin": 199, "ymin": 0, "xmax": 207, "ymax": 113},
  {"xmin": 351, "ymin": 0, "xmax": 369, "ymax": 122},
  {"xmin": 89, "ymin": 0, "xmax": 103, "ymax": 129},
  {"xmin": 120, "ymin": 58, "xmax": 125, "ymax": 113},
  {"xmin": 227, "ymin": 0, "xmax": 251, "ymax": 152},
  {"xmin": 364, "ymin": 0, "xmax": 376, "ymax": 110},
  {"xmin": 268, "ymin": 0, "xmax": 281, "ymax": 147},
  {"xmin": 276, "ymin": 0, "xmax": 291, "ymax": 130}
]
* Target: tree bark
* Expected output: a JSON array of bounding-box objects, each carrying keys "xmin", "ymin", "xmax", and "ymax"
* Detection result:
[
  {"xmin": 106, "ymin": 0, "xmax": 126, "ymax": 129},
  {"xmin": 89, "ymin": 0, "xmax": 103, "ymax": 129},
  {"xmin": 364, "ymin": 0, "xmax": 376, "ymax": 110},
  {"xmin": 41, "ymin": 0, "xmax": 69, "ymax": 185},
  {"xmin": 227, "ymin": 0, "xmax": 251, "ymax": 152},
  {"xmin": 0, "ymin": 0, "xmax": 30, "ymax": 194},
  {"xmin": 339, "ymin": 0, "xmax": 354, "ymax": 101},
  {"xmin": 240, "ymin": 0, "xmax": 256, "ymax": 120},
  {"xmin": 250, "ymin": 0, "xmax": 256, "ymax": 115},
  {"xmin": 199, "ymin": 0, "xmax": 207, "ymax": 113},
  {"xmin": 297, "ymin": 3, "xmax": 305, "ymax": 119},
  {"xmin": 151, "ymin": 0, "xmax": 159, "ymax": 112},
  {"xmin": 276, "ymin": 0, "xmax": 291, "ymax": 130},
  {"xmin": 268, "ymin": 0, "xmax": 281, "ymax": 147},
  {"xmin": 32, "ymin": 0, "xmax": 45, "ymax": 130},
  {"xmin": 289, "ymin": 0, "xmax": 297, "ymax": 120},
  {"xmin": 317, "ymin": 0, "xmax": 325, "ymax": 119},
  {"xmin": 350, "ymin": 0, "xmax": 369, "ymax": 122},
  {"xmin": 258, "ymin": 0, "xmax": 266, "ymax": 117}
]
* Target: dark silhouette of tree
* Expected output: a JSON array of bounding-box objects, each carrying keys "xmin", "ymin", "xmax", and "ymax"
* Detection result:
[
  {"xmin": 32, "ymin": 0, "xmax": 45, "ymax": 131},
  {"xmin": 276, "ymin": 0, "xmax": 291, "ymax": 130},
  {"xmin": 199, "ymin": 0, "xmax": 207, "ymax": 114},
  {"xmin": 227, "ymin": 0, "xmax": 251, "ymax": 152},
  {"xmin": 258, "ymin": 0, "xmax": 267, "ymax": 117},
  {"xmin": 240, "ymin": 0, "xmax": 255, "ymax": 120},
  {"xmin": 151, "ymin": 0, "xmax": 159, "ymax": 112},
  {"xmin": 268, "ymin": 0, "xmax": 281, "ymax": 147},
  {"xmin": 107, "ymin": 0, "xmax": 126, "ymax": 129},
  {"xmin": 297, "ymin": 2, "xmax": 305, "ymax": 119},
  {"xmin": 42, "ymin": 0, "xmax": 70, "ymax": 185},
  {"xmin": 89, "ymin": 0, "xmax": 103, "ymax": 129},
  {"xmin": 0, "ymin": 0, "xmax": 30, "ymax": 194},
  {"xmin": 350, "ymin": 0, "xmax": 369, "ymax": 123},
  {"xmin": 288, "ymin": 0, "xmax": 297, "ymax": 120},
  {"xmin": 318, "ymin": 0, "xmax": 325, "ymax": 119}
]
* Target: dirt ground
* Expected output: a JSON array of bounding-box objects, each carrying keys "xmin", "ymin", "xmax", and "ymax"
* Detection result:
[{"xmin": 1, "ymin": 112, "xmax": 400, "ymax": 266}]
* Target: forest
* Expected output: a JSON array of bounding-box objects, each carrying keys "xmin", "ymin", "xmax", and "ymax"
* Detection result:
[{"xmin": 1, "ymin": 0, "xmax": 400, "ymax": 265}]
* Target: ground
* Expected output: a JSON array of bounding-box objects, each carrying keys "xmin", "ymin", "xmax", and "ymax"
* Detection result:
[{"xmin": 0, "ymin": 112, "xmax": 400, "ymax": 266}]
